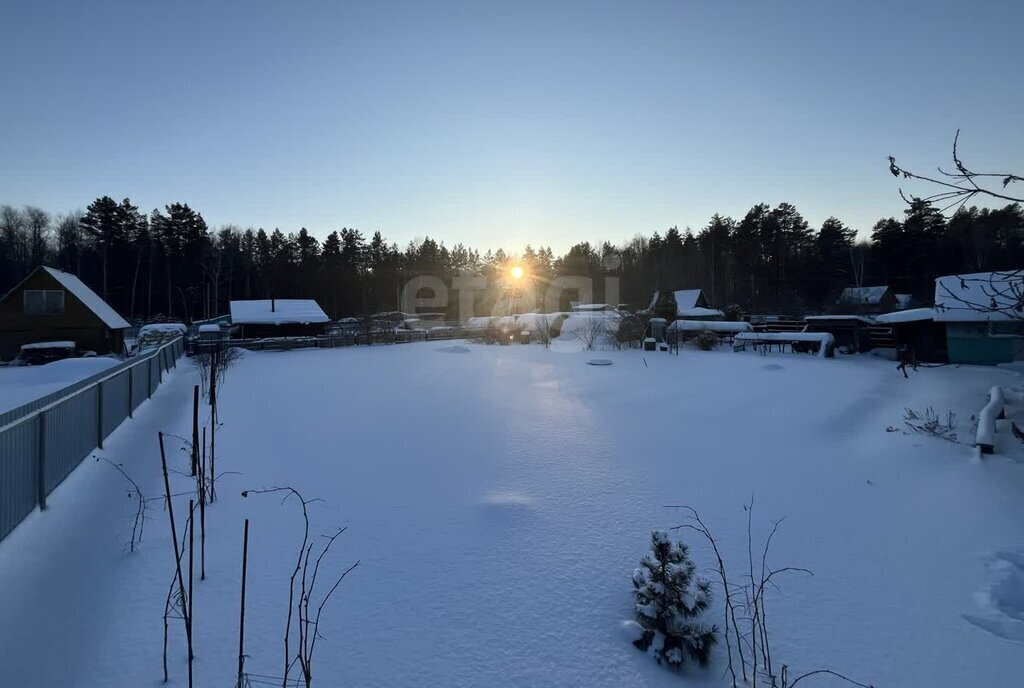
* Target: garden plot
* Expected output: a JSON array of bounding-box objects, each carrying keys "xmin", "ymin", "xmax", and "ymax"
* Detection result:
[{"xmin": 0, "ymin": 344, "xmax": 1022, "ymax": 687}]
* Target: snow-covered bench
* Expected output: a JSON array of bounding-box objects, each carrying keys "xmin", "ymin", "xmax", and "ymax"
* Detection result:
[{"xmin": 733, "ymin": 332, "xmax": 835, "ymax": 358}]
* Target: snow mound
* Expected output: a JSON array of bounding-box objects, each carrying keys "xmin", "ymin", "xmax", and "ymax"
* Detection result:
[
  {"xmin": 963, "ymin": 550, "xmax": 1024, "ymax": 642},
  {"xmin": 762, "ymin": 364, "xmax": 785, "ymax": 371},
  {"xmin": 619, "ymin": 620, "xmax": 645, "ymax": 643},
  {"xmin": 437, "ymin": 345, "xmax": 470, "ymax": 354}
]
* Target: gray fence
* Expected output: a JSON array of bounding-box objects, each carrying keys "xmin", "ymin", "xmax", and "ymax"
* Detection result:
[{"xmin": 0, "ymin": 337, "xmax": 185, "ymax": 543}]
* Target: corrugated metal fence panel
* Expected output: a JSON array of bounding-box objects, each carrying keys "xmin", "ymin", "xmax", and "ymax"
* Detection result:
[
  {"xmin": 149, "ymin": 358, "xmax": 160, "ymax": 395},
  {"xmin": 0, "ymin": 417, "xmax": 40, "ymax": 542},
  {"xmin": 130, "ymin": 364, "xmax": 149, "ymax": 411},
  {"xmin": 43, "ymin": 387, "xmax": 101, "ymax": 494},
  {"xmin": 0, "ymin": 356, "xmax": 134, "ymax": 428},
  {"xmin": 0, "ymin": 337, "xmax": 185, "ymax": 545},
  {"xmin": 101, "ymin": 372, "xmax": 130, "ymax": 438}
]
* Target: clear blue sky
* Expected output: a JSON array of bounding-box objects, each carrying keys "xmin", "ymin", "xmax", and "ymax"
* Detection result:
[{"xmin": 1, "ymin": 0, "xmax": 1020, "ymax": 253}]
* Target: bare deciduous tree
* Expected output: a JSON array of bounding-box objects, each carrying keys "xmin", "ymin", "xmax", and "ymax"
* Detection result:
[{"xmin": 889, "ymin": 129, "xmax": 1022, "ymax": 213}]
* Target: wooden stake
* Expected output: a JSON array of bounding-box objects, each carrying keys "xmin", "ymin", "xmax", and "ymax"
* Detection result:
[
  {"xmin": 200, "ymin": 427, "xmax": 207, "ymax": 581},
  {"xmin": 209, "ymin": 347, "xmax": 218, "ymax": 502},
  {"xmin": 191, "ymin": 385, "xmax": 200, "ymax": 476},
  {"xmin": 188, "ymin": 499, "xmax": 195, "ymax": 688},
  {"xmin": 160, "ymin": 432, "xmax": 192, "ymax": 678},
  {"xmin": 237, "ymin": 519, "xmax": 250, "ymax": 686}
]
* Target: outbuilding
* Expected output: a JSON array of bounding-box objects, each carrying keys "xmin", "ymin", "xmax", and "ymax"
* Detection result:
[
  {"xmin": 803, "ymin": 315, "xmax": 875, "ymax": 353},
  {"xmin": 875, "ymin": 308, "xmax": 947, "ymax": 363},
  {"xmin": 0, "ymin": 266, "xmax": 130, "ymax": 360},
  {"xmin": 835, "ymin": 286, "xmax": 898, "ymax": 314},
  {"xmin": 935, "ymin": 271, "xmax": 1024, "ymax": 365},
  {"xmin": 229, "ymin": 299, "xmax": 329, "ymax": 339}
]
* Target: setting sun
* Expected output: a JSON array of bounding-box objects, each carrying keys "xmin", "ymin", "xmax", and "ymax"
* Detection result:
[{"xmin": 510, "ymin": 265, "xmax": 524, "ymax": 281}]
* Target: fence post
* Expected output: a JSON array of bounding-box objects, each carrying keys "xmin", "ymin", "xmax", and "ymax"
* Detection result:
[
  {"xmin": 148, "ymin": 356, "xmax": 154, "ymax": 399},
  {"xmin": 97, "ymin": 382, "xmax": 104, "ymax": 449},
  {"xmin": 128, "ymin": 367, "xmax": 134, "ymax": 418},
  {"xmin": 37, "ymin": 412, "xmax": 47, "ymax": 511}
]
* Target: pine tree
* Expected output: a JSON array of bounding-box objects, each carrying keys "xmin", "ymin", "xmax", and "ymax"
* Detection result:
[{"xmin": 631, "ymin": 531, "xmax": 717, "ymax": 668}]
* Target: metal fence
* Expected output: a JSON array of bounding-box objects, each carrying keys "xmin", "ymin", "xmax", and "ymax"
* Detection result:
[{"xmin": 0, "ymin": 337, "xmax": 185, "ymax": 543}]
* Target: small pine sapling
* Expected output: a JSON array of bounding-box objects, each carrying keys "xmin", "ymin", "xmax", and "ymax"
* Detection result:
[{"xmin": 631, "ymin": 531, "xmax": 717, "ymax": 668}]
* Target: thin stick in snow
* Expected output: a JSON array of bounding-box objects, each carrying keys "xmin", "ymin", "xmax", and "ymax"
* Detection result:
[
  {"xmin": 188, "ymin": 499, "xmax": 195, "ymax": 688},
  {"xmin": 238, "ymin": 519, "xmax": 249, "ymax": 687},
  {"xmin": 159, "ymin": 432, "xmax": 192, "ymax": 660}
]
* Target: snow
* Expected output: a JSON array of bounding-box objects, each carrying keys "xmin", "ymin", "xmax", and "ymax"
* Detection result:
[
  {"xmin": 675, "ymin": 307, "xmax": 723, "ymax": 318},
  {"xmin": 41, "ymin": 267, "xmax": 131, "ymax": 330},
  {"xmin": 229, "ymin": 299, "xmax": 329, "ymax": 324},
  {"xmin": 672, "ymin": 289, "xmax": 704, "ymax": 310},
  {"xmin": 0, "ymin": 356, "xmax": 121, "ymax": 413},
  {"xmin": 0, "ymin": 345, "xmax": 1023, "ymax": 687},
  {"xmin": 572, "ymin": 303, "xmax": 614, "ymax": 311},
  {"xmin": 197, "ymin": 324, "xmax": 221, "ymax": 334},
  {"xmin": 804, "ymin": 315, "xmax": 876, "ymax": 323},
  {"xmin": 138, "ymin": 323, "xmax": 187, "ymax": 337},
  {"xmin": 19, "ymin": 340, "xmax": 75, "ymax": 350},
  {"xmin": 668, "ymin": 320, "xmax": 752, "ymax": 334},
  {"xmin": 875, "ymin": 308, "xmax": 936, "ymax": 324},
  {"xmin": 735, "ymin": 331, "xmax": 835, "ymax": 357},
  {"xmin": 935, "ymin": 271, "xmax": 1024, "ymax": 322}
]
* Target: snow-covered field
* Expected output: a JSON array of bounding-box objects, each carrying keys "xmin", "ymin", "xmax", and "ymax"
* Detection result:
[
  {"xmin": 0, "ymin": 356, "xmax": 122, "ymax": 414},
  {"xmin": 0, "ymin": 343, "xmax": 1022, "ymax": 687}
]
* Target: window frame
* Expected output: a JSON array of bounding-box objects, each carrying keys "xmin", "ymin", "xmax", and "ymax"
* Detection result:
[{"xmin": 23, "ymin": 289, "xmax": 66, "ymax": 316}]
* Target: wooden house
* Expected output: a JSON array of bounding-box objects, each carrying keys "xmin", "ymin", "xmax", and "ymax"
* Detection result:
[{"xmin": 0, "ymin": 266, "xmax": 130, "ymax": 360}]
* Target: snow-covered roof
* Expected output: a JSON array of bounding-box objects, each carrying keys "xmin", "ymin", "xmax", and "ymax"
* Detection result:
[
  {"xmin": 20, "ymin": 341, "xmax": 75, "ymax": 350},
  {"xmin": 875, "ymin": 308, "xmax": 936, "ymax": 324},
  {"xmin": 647, "ymin": 291, "xmax": 660, "ymax": 311},
  {"xmin": 41, "ymin": 267, "xmax": 130, "ymax": 329},
  {"xmin": 676, "ymin": 307, "xmax": 723, "ymax": 318},
  {"xmin": 837, "ymin": 286, "xmax": 890, "ymax": 305},
  {"xmin": 571, "ymin": 303, "xmax": 613, "ymax": 311},
  {"xmin": 229, "ymin": 299, "xmax": 329, "ymax": 325},
  {"xmin": 668, "ymin": 320, "xmax": 752, "ymax": 333},
  {"xmin": 673, "ymin": 289, "xmax": 704, "ymax": 310},
  {"xmin": 934, "ymin": 271, "xmax": 1024, "ymax": 322},
  {"xmin": 198, "ymin": 324, "xmax": 221, "ymax": 333},
  {"xmin": 804, "ymin": 315, "xmax": 875, "ymax": 324}
]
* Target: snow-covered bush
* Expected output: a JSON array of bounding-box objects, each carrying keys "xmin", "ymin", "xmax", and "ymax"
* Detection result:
[
  {"xmin": 616, "ymin": 314, "xmax": 643, "ymax": 349},
  {"xmin": 631, "ymin": 531, "xmax": 717, "ymax": 668},
  {"xmin": 693, "ymin": 330, "xmax": 718, "ymax": 351}
]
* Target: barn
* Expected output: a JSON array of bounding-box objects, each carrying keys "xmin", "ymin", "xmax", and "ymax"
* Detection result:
[
  {"xmin": 229, "ymin": 299, "xmax": 330, "ymax": 339},
  {"xmin": 0, "ymin": 266, "xmax": 130, "ymax": 361}
]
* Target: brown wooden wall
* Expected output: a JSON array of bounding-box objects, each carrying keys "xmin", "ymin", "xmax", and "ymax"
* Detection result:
[{"xmin": 0, "ymin": 269, "xmax": 125, "ymax": 360}]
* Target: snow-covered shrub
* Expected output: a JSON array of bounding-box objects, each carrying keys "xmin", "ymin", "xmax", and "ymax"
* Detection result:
[
  {"xmin": 631, "ymin": 531, "xmax": 717, "ymax": 668},
  {"xmin": 616, "ymin": 314, "xmax": 644, "ymax": 349},
  {"xmin": 693, "ymin": 330, "xmax": 718, "ymax": 351},
  {"xmin": 722, "ymin": 303, "xmax": 744, "ymax": 321}
]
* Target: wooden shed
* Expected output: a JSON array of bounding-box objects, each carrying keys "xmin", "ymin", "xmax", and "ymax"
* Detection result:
[
  {"xmin": 875, "ymin": 308, "xmax": 948, "ymax": 363},
  {"xmin": 0, "ymin": 266, "xmax": 130, "ymax": 361},
  {"xmin": 229, "ymin": 299, "xmax": 330, "ymax": 339},
  {"xmin": 803, "ymin": 315, "xmax": 875, "ymax": 352}
]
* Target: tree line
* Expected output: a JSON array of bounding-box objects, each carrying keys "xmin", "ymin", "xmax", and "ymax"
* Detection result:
[{"xmin": 1, "ymin": 196, "xmax": 1022, "ymax": 322}]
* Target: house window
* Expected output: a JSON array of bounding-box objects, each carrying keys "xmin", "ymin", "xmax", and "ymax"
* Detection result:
[{"xmin": 24, "ymin": 290, "xmax": 65, "ymax": 315}]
